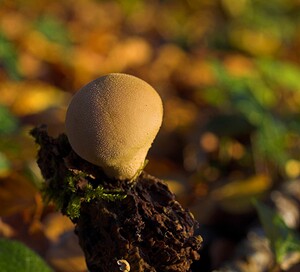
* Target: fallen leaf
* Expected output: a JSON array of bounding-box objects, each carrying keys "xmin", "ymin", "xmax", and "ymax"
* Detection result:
[
  {"xmin": 211, "ymin": 174, "xmax": 272, "ymax": 213},
  {"xmin": 43, "ymin": 212, "xmax": 74, "ymax": 243},
  {"xmin": 46, "ymin": 231, "xmax": 86, "ymax": 272},
  {"xmin": 0, "ymin": 173, "xmax": 37, "ymax": 217}
]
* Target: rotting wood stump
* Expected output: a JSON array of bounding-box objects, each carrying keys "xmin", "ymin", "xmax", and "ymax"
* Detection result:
[{"xmin": 31, "ymin": 125, "xmax": 202, "ymax": 272}]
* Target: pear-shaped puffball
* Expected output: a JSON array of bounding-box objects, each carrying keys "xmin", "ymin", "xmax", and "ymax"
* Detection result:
[{"xmin": 65, "ymin": 73, "xmax": 163, "ymax": 180}]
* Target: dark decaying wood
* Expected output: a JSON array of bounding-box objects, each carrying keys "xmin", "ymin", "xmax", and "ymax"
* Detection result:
[{"xmin": 31, "ymin": 126, "xmax": 202, "ymax": 272}]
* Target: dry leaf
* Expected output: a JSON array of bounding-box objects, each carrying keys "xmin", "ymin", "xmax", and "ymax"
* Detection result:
[
  {"xmin": 0, "ymin": 81, "xmax": 69, "ymax": 116},
  {"xmin": 211, "ymin": 174, "xmax": 272, "ymax": 213},
  {"xmin": 0, "ymin": 173, "xmax": 37, "ymax": 217},
  {"xmin": 43, "ymin": 212, "xmax": 74, "ymax": 243},
  {"xmin": 46, "ymin": 231, "xmax": 86, "ymax": 272}
]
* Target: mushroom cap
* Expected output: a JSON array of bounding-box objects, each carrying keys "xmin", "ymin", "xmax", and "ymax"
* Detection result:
[{"xmin": 65, "ymin": 73, "xmax": 163, "ymax": 180}]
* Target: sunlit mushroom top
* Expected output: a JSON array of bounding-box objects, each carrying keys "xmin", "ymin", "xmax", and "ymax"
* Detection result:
[{"xmin": 65, "ymin": 73, "xmax": 163, "ymax": 180}]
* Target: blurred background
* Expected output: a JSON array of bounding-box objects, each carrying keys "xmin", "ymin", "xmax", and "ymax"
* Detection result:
[{"xmin": 1, "ymin": 0, "xmax": 300, "ymax": 271}]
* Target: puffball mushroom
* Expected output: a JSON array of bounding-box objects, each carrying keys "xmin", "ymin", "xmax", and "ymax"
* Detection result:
[{"xmin": 65, "ymin": 73, "xmax": 163, "ymax": 180}]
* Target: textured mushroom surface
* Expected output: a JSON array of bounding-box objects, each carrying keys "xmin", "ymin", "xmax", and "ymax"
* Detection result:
[
  {"xmin": 31, "ymin": 126, "xmax": 202, "ymax": 272},
  {"xmin": 65, "ymin": 73, "xmax": 163, "ymax": 180}
]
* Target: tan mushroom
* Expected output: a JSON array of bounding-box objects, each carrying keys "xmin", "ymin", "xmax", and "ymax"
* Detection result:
[{"xmin": 65, "ymin": 73, "xmax": 163, "ymax": 180}]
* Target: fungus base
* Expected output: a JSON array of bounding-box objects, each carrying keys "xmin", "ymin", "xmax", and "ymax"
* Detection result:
[{"xmin": 31, "ymin": 126, "xmax": 202, "ymax": 272}]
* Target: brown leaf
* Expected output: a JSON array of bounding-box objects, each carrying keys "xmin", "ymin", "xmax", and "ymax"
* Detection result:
[
  {"xmin": 0, "ymin": 173, "xmax": 37, "ymax": 216},
  {"xmin": 46, "ymin": 231, "xmax": 86, "ymax": 272}
]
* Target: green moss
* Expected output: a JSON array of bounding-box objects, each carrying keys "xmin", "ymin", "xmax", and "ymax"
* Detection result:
[
  {"xmin": 66, "ymin": 195, "xmax": 82, "ymax": 219},
  {"xmin": 43, "ymin": 170, "xmax": 127, "ymax": 220}
]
